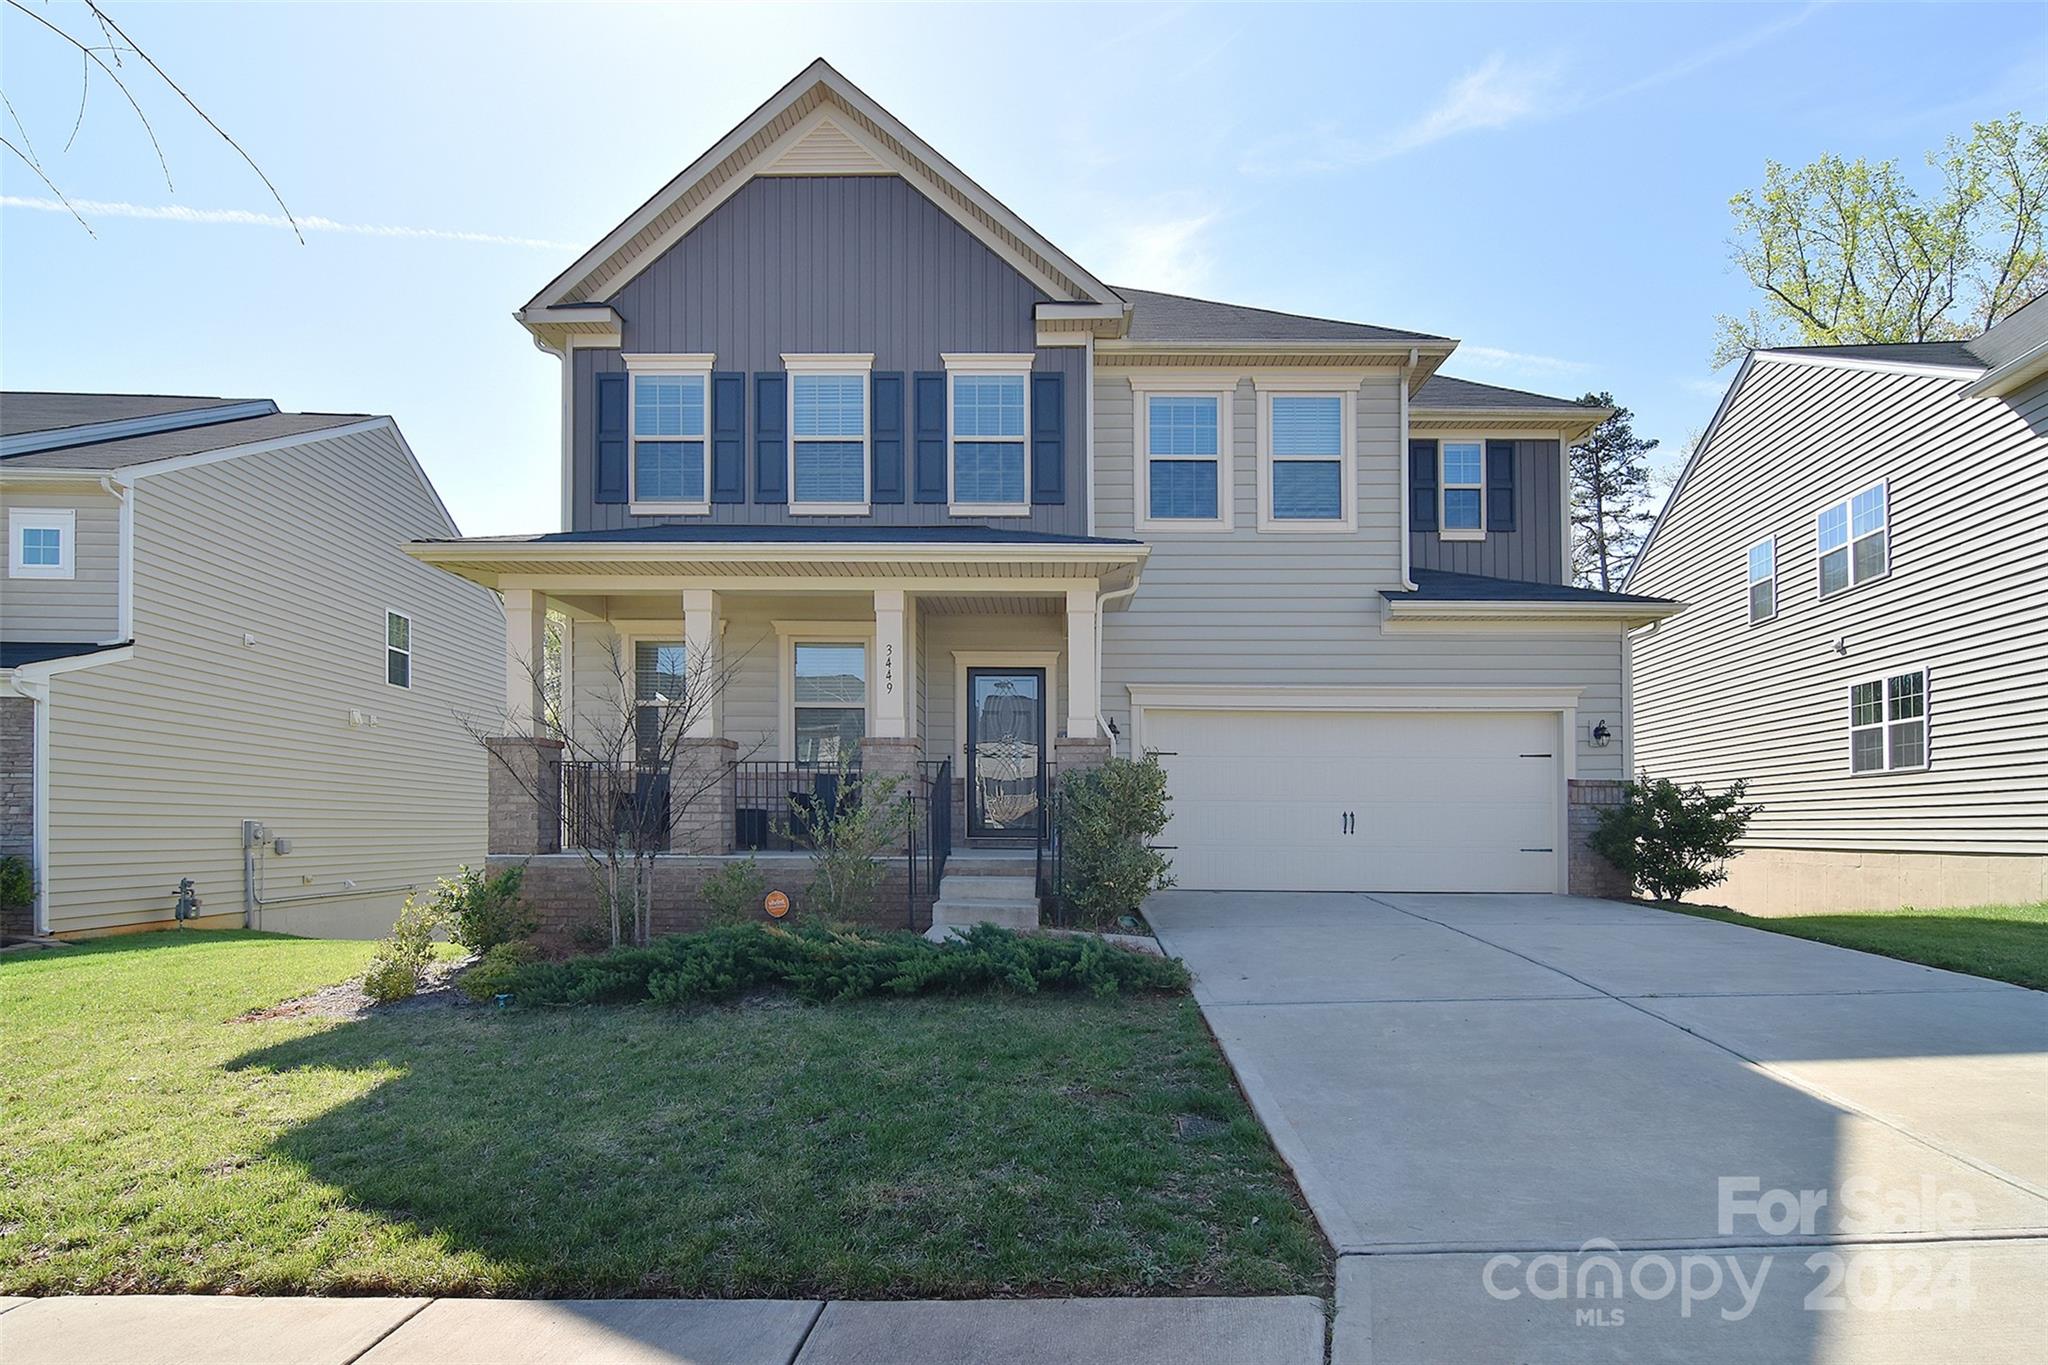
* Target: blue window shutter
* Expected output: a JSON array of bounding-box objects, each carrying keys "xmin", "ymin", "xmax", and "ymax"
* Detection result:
[
  {"xmin": 913, "ymin": 372, "xmax": 947, "ymax": 503},
  {"xmin": 710, "ymin": 372, "xmax": 746, "ymax": 503},
  {"xmin": 1408, "ymin": 439, "xmax": 1438, "ymax": 531},
  {"xmin": 1486, "ymin": 440, "xmax": 1517, "ymax": 531},
  {"xmin": 1030, "ymin": 371, "xmax": 1065, "ymax": 505},
  {"xmin": 753, "ymin": 372, "xmax": 787, "ymax": 503},
  {"xmin": 595, "ymin": 371, "xmax": 628, "ymax": 504},
  {"xmin": 871, "ymin": 372, "xmax": 905, "ymax": 504}
]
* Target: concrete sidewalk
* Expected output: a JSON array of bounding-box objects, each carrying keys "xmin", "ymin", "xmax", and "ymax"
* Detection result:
[{"xmin": 0, "ymin": 1293, "xmax": 1327, "ymax": 1365}]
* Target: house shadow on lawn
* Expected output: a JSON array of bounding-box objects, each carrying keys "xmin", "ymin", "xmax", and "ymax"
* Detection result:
[{"xmin": 221, "ymin": 992, "xmax": 1328, "ymax": 1300}]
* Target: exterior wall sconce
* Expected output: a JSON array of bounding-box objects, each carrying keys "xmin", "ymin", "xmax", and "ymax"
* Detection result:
[{"xmin": 1591, "ymin": 720, "xmax": 1612, "ymax": 747}]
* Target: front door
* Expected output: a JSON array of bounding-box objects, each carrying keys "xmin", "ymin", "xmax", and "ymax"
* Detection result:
[{"xmin": 966, "ymin": 668, "xmax": 1046, "ymax": 841}]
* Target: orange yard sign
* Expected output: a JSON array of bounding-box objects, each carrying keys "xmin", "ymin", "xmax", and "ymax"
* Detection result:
[{"xmin": 764, "ymin": 890, "xmax": 790, "ymax": 919}]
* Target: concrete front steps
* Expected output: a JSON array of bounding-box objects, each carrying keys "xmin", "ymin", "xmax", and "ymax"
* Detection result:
[{"xmin": 926, "ymin": 849, "xmax": 1040, "ymax": 938}]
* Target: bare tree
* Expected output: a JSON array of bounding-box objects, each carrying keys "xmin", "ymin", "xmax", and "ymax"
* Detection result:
[
  {"xmin": 2, "ymin": 1, "xmax": 298, "ymax": 238},
  {"xmin": 467, "ymin": 634, "xmax": 759, "ymax": 950}
]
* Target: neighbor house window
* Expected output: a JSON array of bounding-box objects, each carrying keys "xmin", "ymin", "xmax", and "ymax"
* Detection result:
[
  {"xmin": 1818, "ymin": 481, "xmax": 1888, "ymax": 597},
  {"xmin": 634, "ymin": 640, "xmax": 687, "ymax": 763},
  {"xmin": 385, "ymin": 611, "xmax": 411, "ymax": 688},
  {"xmin": 1260, "ymin": 390, "xmax": 1351, "ymax": 528},
  {"xmin": 788, "ymin": 360, "xmax": 870, "ymax": 511},
  {"xmin": 946, "ymin": 357, "xmax": 1032, "ymax": 515},
  {"xmin": 1441, "ymin": 440, "xmax": 1485, "ymax": 535},
  {"xmin": 627, "ymin": 359, "xmax": 712, "ymax": 511},
  {"xmin": 1747, "ymin": 536, "xmax": 1777, "ymax": 623},
  {"xmin": 1849, "ymin": 668, "xmax": 1927, "ymax": 774},
  {"xmin": 792, "ymin": 642, "xmax": 867, "ymax": 763},
  {"xmin": 1138, "ymin": 393, "xmax": 1228, "ymax": 527},
  {"xmin": 8, "ymin": 508, "xmax": 74, "ymax": 579}
]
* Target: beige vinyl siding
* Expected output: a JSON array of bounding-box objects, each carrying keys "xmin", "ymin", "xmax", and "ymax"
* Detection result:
[
  {"xmin": 1096, "ymin": 371, "xmax": 1627, "ymax": 779},
  {"xmin": 0, "ymin": 484, "xmax": 121, "ymax": 642},
  {"xmin": 918, "ymin": 607, "xmax": 1065, "ymax": 771},
  {"xmin": 1628, "ymin": 360, "xmax": 2048, "ymax": 855},
  {"xmin": 41, "ymin": 426, "xmax": 502, "ymax": 936}
]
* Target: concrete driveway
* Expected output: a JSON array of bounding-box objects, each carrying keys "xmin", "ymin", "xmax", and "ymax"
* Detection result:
[{"xmin": 1147, "ymin": 891, "xmax": 2048, "ymax": 1364}]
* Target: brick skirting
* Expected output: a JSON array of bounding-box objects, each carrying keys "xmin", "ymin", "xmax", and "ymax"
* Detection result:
[
  {"xmin": 1, "ymin": 695, "xmax": 33, "ymax": 936},
  {"xmin": 1566, "ymin": 778, "xmax": 1632, "ymax": 899}
]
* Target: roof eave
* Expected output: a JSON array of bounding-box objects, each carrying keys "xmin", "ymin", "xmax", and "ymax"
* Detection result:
[
  {"xmin": 1411, "ymin": 404, "xmax": 1609, "ymax": 436},
  {"xmin": 1963, "ymin": 340, "xmax": 2048, "ymax": 398},
  {"xmin": 1382, "ymin": 598, "xmax": 1684, "ymax": 626}
]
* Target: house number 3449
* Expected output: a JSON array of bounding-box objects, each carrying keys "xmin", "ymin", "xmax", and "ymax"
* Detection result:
[{"xmin": 882, "ymin": 642, "xmax": 894, "ymax": 696}]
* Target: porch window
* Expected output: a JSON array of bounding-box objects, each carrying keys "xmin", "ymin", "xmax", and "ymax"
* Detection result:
[
  {"xmin": 385, "ymin": 611, "xmax": 411, "ymax": 688},
  {"xmin": 1441, "ymin": 440, "xmax": 1484, "ymax": 533},
  {"xmin": 1818, "ymin": 481, "xmax": 1887, "ymax": 598},
  {"xmin": 793, "ymin": 642, "xmax": 866, "ymax": 764},
  {"xmin": 1849, "ymin": 667, "xmax": 1927, "ymax": 774},
  {"xmin": 951, "ymin": 371, "xmax": 1029, "ymax": 513},
  {"xmin": 1261, "ymin": 392, "xmax": 1349, "ymax": 527},
  {"xmin": 634, "ymin": 640, "xmax": 687, "ymax": 764},
  {"xmin": 791, "ymin": 373, "xmax": 868, "ymax": 509},
  {"xmin": 630, "ymin": 372, "xmax": 708, "ymax": 507}
]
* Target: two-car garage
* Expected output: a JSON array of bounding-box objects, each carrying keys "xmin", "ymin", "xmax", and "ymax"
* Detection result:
[{"xmin": 1136, "ymin": 695, "xmax": 1572, "ymax": 894}]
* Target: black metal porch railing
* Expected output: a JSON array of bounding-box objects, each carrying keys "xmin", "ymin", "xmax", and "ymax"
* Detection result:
[
  {"xmin": 1036, "ymin": 774, "xmax": 1067, "ymax": 925},
  {"xmin": 563, "ymin": 761, "xmax": 672, "ymax": 853},
  {"xmin": 732, "ymin": 760, "xmax": 862, "ymax": 852}
]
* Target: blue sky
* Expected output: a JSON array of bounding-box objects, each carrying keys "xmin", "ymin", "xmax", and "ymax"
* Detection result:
[{"xmin": 2, "ymin": 2, "xmax": 2040, "ymax": 534}]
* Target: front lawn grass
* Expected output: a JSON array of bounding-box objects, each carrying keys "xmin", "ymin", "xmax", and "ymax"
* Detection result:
[
  {"xmin": 0, "ymin": 931, "xmax": 1325, "ymax": 1298},
  {"xmin": 1658, "ymin": 900, "xmax": 2048, "ymax": 990}
]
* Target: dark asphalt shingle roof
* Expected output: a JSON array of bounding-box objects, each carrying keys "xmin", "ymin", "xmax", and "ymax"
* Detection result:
[
  {"xmin": 0, "ymin": 392, "xmax": 256, "ymax": 438},
  {"xmin": 1413, "ymin": 375, "xmax": 1593, "ymax": 410},
  {"xmin": 1382, "ymin": 568, "xmax": 1677, "ymax": 607},
  {"xmin": 1113, "ymin": 285, "xmax": 1448, "ymax": 345},
  {"xmin": 1761, "ymin": 341, "xmax": 1986, "ymax": 368},
  {"xmin": 1971, "ymin": 293, "xmax": 2048, "ymax": 369},
  {"xmin": 426, "ymin": 525, "xmax": 1144, "ymax": 547},
  {"xmin": 2, "ymin": 411, "xmax": 375, "ymax": 471},
  {"xmin": 0, "ymin": 640, "xmax": 129, "ymax": 669}
]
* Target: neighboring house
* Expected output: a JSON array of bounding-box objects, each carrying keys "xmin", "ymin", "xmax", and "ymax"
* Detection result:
[
  {"xmin": 410, "ymin": 59, "xmax": 1679, "ymax": 931},
  {"xmin": 0, "ymin": 393, "xmax": 503, "ymax": 939},
  {"xmin": 1625, "ymin": 297, "xmax": 2048, "ymax": 914}
]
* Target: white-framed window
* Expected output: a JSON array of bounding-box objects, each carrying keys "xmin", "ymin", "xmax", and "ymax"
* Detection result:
[
  {"xmin": 944, "ymin": 353, "xmax": 1034, "ymax": 517},
  {"xmin": 625, "ymin": 354, "xmax": 714, "ymax": 514},
  {"xmin": 632, "ymin": 638, "xmax": 687, "ymax": 764},
  {"xmin": 792, "ymin": 641, "xmax": 868, "ymax": 763},
  {"xmin": 1849, "ymin": 667, "xmax": 1927, "ymax": 774},
  {"xmin": 386, "ymin": 610, "xmax": 412, "ymax": 689},
  {"xmin": 1747, "ymin": 536, "xmax": 1777, "ymax": 624},
  {"xmin": 1817, "ymin": 480, "xmax": 1888, "ymax": 598},
  {"xmin": 1441, "ymin": 439, "xmax": 1486, "ymax": 539},
  {"xmin": 786, "ymin": 354, "xmax": 873, "ymax": 514},
  {"xmin": 1256, "ymin": 384, "xmax": 1354, "ymax": 531},
  {"xmin": 1132, "ymin": 384, "xmax": 1233, "ymax": 531},
  {"xmin": 8, "ymin": 508, "xmax": 75, "ymax": 579}
]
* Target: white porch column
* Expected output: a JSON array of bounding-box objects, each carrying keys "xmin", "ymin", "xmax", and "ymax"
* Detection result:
[
  {"xmin": 503, "ymin": 586, "xmax": 548, "ymax": 736},
  {"xmin": 872, "ymin": 588, "xmax": 911, "ymax": 739},
  {"xmin": 1065, "ymin": 584, "xmax": 1100, "ymax": 739},
  {"xmin": 682, "ymin": 588, "xmax": 721, "ymax": 740}
]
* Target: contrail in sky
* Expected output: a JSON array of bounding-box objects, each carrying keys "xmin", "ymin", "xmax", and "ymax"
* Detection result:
[{"xmin": 1, "ymin": 194, "xmax": 573, "ymax": 250}]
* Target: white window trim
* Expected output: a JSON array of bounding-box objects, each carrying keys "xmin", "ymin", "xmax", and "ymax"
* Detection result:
[
  {"xmin": 1815, "ymin": 478, "xmax": 1889, "ymax": 600},
  {"xmin": 385, "ymin": 609, "xmax": 412, "ymax": 690},
  {"xmin": 1846, "ymin": 664, "xmax": 1930, "ymax": 776},
  {"xmin": 1130, "ymin": 375, "xmax": 1236, "ymax": 533},
  {"xmin": 1254, "ymin": 379, "xmax": 1357, "ymax": 533},
  {"xmin": 624, "ymin": 353, "xmax": 716, "ymax": 516},
  {"xmin": 9, "ymin": 508, "xmax": 75, "ymax": 579},
  {"xmin": 784, "ymin": 354, "xmax": 875, "ymax": 515},
  {"xmin": 1746, "ymin": 533, "xmax": 1778, "ymax": 625},
  {"xmin": 943, "ymin": 353, "xmax": 1035, "ymax": 519},
  {"xmin": 774, "ymin": 620, "xmax": 877, "ymax": 762},
  {"xmin": 1434, "ymin": 434, "xmax": 1489, "ymax": 542},
  {"xmin": 622, "ymin": 631, "xmax": 689, "ymax": 757}
]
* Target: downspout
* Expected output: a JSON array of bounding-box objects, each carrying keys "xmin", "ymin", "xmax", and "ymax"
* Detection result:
[
  {"xmin": 530, "ymin": 329, "xmax": 571, "ymax": 533},
  {"xmin": 1398, "ymin": 348, "xmax": 1418, "ymax": 591},
  {"xmin": 1094, "ymin": 573, "xmax": 1140, "ymax": 758},
  {"xmin": 1083, "ymin": 332, "xmax": 1097, "ymax": 538},
  {"xmin": 98, "ymin": 475, "xmax": 134, "ymax": 641}
]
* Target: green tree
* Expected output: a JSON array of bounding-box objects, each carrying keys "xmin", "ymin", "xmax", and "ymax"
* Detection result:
[
  {"xmin": 1590, "ymin": 776, "xmax": 1762, "ymax": 904},
  {"xmin": 1569, "ymin": 393, "xmax": 1659, "ymax": 590},
  {"xmin": 1715, "ymin": 115, "xmax": 2047, "ymax": 366}
]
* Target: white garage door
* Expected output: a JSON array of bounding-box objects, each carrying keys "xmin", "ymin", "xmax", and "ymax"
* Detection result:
[{"xmin": 1147, "ymin": 708, "xmax": 1560, "ymax": 893}]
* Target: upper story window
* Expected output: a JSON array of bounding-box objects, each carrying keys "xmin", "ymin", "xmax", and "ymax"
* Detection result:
[
  {"xmin": 1849, "ymin": 667, "xmax": 1927, "ymax": 774},
  {"xmin": 1747, "ymin": 536, "xmax": 1777, "ymax": 624},
  {"xmin": 1817, "ymin": 481, "xmax": 1888, "ymax": 598},
  {"xmin": 1133, "ymin": 385, "xmax": 1232, "ymax": 531},
  {"xmin": 945, "ymin": 355, "xmax": 1033, "ymax": 517},
  {"xmin": 627, "ymin": 355, "xmax": 713, "ymax": 513},
  {"xmin": 386, "ymin": 611, "xmax": 412, "ymax": 688},
  {"xmin": 786, "ymin": 355, "xmax": 872, "ymax": 514},
  {"xmin": 8, "ymin": 508, "xmax": 75, "ymax": 579},
  {"xmin": 1258, "ymin": 387, "xmax": 1354, "ymax": 531},
  {"xmin": 1441, "ymin": 440, "xmax": 1485, "ymax": 538}
]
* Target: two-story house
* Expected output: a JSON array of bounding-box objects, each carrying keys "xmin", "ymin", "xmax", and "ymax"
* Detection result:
[
  {"xmin": 0, "ymin": 393, "xmax": 502, "ymax": 939},
  {"xmin": 412, "ymin": 60, "xmax": 1680, "ymax": 929},
  {"xmin": 1626, "ymin": 297, "xmax": 2048, "ymax": 914}
]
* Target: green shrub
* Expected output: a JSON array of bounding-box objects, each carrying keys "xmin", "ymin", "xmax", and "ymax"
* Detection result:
[
  {"xmin": 0, "ymin": 856, "xmax": 33, "ymax": 916},
  {"xmin": 497, "ymin": 922, "xmax": 1189, "ymax": 1008},
  {"xmin": 432, "ymin": 864, "xmax": 532, "ymax": 952},
  {"xmin": 700, "ymin": 855, "xmax": 769, "ymax": 926},
  {"xmin": 793, "ymin": 760, "xmax": 909, "ymax": 925},
  {"xmin": 361, "ymin": 894, "xmax": 441, "ymax": 1004},
  {"xmin": 1590, "ymin": 775, "xmax": 1762, "ymax": 903},
  {"xmin": 1057, "ymin": 755, "xmax": 1175, "ymax": 927},
  {"xmin": 459, "ymin": 941, "xmax": 542, "ymax": 1003}
]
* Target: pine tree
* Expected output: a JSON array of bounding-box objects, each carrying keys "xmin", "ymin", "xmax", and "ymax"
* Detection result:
[{"xmin": 1570, "ymin": 393, "xmax": 1659, "ymax": 590}]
